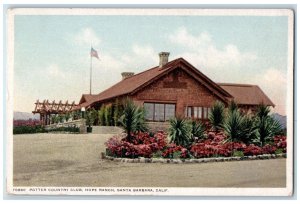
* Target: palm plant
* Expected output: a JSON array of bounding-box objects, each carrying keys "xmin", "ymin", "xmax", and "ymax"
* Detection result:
[
  {"xmin": 168, "ymin": 117, "xmax": 192, "ymax": 147},
  {"xmin": 120, "ymin": 99, "xmax": 147, "ymax": 142},
  {"xmin": 190, "ymin": 120, "xmax": 205, "ymax": 140},
  {"xmin": 208, "ymin": 101, "xmax": 225, "ymax": 132}
]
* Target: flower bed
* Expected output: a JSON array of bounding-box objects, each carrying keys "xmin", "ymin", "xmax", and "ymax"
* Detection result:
[{"xmin": 105, "ymin": 131, "xmax": 287, "ymax": 161}]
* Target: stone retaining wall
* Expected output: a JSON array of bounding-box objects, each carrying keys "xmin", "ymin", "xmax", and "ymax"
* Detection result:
[{"xmin": 102, "ymin": 153, "xmax": 286, "ymax": 164}]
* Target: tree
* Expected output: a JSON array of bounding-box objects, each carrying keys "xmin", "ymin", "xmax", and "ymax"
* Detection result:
[
  {"xmin": 168, "ymin": 117, "xmax": 192, "ymax": 147},
  {"xmin": 119, "ymin": 99, "xmax": 147, "ymax": 142},
  {"xmin": 208, "ymin": 101, "xmax": 225, "ymax": 132}
]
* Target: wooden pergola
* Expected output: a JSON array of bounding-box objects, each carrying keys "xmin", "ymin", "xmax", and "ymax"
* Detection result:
[{"xmin": 32, "ymin": 99, "xmax": 78, "ymax": 125}]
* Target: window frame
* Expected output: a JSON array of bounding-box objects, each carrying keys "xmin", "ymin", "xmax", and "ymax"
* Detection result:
[{"xmin": 144, "ymin": 102, "xmax": 176, "ymax": 122}]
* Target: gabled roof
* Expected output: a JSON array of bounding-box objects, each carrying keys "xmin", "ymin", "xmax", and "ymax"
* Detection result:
[
  {"xmin": 218, "ymin": 83, "xmax": 275, "ymax": 107},
  {"xmin": 79, "ymin": 58, "xmax": 233, "ymax": 108},
  {"xmin": 79, "ymin": 94, "xmax": 97, "ymax": 104}
]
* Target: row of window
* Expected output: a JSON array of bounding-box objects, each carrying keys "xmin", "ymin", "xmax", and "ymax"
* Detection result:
[
  {"xmin": 144, "ymin": 103, "xmax": 176, "ymax": 122},
  {"xmin": 144, "ymin": 102, "xmax": 211, "ymax": 121},
  {"xmin": 185, "ymin": 106, "xmax": 211, "ymax": 119}
]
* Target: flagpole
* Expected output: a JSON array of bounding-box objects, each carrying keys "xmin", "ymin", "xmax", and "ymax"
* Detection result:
[{"xmin": 90, "ymin": 47, "xmax": 92, "ymax": 95}]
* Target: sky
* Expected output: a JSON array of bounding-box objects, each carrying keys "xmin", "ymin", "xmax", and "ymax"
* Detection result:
[{"xmin": 13, "ymin": 13, "xmax": 290, "ymax": 115}]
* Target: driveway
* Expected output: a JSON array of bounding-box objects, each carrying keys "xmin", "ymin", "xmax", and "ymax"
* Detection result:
[{"xmin": 13, "ymin": 133, "xmax": 286, "ymax": 187}]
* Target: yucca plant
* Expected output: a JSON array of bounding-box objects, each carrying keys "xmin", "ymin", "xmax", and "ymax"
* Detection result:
[
  {"xmin": 224, "ymin": 110, "xmax": 257, "ymax": 144},
  {"xmin": 254, "ymin": 104, "xmax": 282, "ymax": 146},
  {"xmin": 119, "ymin": 99, "xmax": 147, "ymax": 142},
  {"xmin": 168, "ymin": 117, "xmax": 192, "ymax": 147},
  {"xmin": 208, "ymin": 101, "xmax": 225, "ymax": 132},
  {"xmin": 228, "ymin": 100, "xmax": 239, "ymax": 114},
  {"xmin": 255, "ymin": 116, "xmax": 282, "ymax": 147},
  {"xmin": 223, "ymin": 110, "xmax": 246, "ymax": 143},
  {"xmin": 190, "ymin": 120, "xmax": 205, "ymax": 140}
]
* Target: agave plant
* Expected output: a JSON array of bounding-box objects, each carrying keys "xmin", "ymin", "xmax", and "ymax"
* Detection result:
[
  {"xmin": 119, "ymin": 99, "xmax": 147, "ymax": 142},
  {"xmin": 208, "ymin": 101, "xmax": 225, "ymax": 132},
  {"xmin": 168, "ymin": 117, "xmax": 192, "ymax": 147}
]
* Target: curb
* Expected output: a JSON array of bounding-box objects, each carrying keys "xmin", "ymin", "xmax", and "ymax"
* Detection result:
[{"xmin": 102, "ymin": 153, "xmax": 286, "ymax": 164}]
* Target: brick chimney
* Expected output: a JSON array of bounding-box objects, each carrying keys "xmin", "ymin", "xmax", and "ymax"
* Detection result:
[
  {"xmin": 121, "ymin": 72, "xmax": 134, "ymax": 80},
  {"xmin": 159, "ymin": 52, "xmax": 170, "ymax": 68}
]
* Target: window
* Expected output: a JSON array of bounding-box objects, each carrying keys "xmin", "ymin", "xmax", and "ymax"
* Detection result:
[
  {"xmin": 144, "ymin": 103, "xmax": 154, "ymax": 121},
  {"xmin": 165, "ymin": 104, "xmax": 176, "ymax": 121},
  {"xmin": 185, "ymin": 106, "xmax": 210, "ymax": 119},
  {"xmin": 154, "ymin": 103, "xmax": 164, "ymax": 121},
  {"xmin": 144, "ymin": 102, "xmax": 175, "ymax": 121}
]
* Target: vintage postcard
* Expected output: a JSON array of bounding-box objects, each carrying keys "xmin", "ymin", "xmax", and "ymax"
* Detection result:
[{"xmin": 6, "ymin": 8, "xmax": 294, "ymax": 196}]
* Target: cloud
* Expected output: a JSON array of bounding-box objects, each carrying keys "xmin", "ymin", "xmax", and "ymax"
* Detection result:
[
  {"xmin": 251, "ymin": 68, "xmax": 287, "ymax": 114},
  {"xmin": 168, "ymin": 27, "xmax": 257, "ymax": 80},
  {"xmin": 73, "ymin": 27, "xmax": 101, "ymax": 47},
  {"xmin": 46, "ymin": 64, "xmax": 66, "ymax": 79},
  {"xmin": 168, "ymin": 27, "xmax": 287, "ymax": 115}
]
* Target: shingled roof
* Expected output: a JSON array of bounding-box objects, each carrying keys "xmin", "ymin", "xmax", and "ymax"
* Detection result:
[
  {"xmin": 77, "ymin": 57, "xmax": 274, "ymax": 109},
  {"xmin": 78, "ymin": 58, "xmax": 233, "ymax": 108},
  {"xmin": 218, "ymin": 83, "xmax": 275, "ymax": 107}
]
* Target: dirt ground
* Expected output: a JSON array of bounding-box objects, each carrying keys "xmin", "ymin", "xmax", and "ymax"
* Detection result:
[{"xmin": 13, "ymin": 133, "xmax": 286, "ymax": 187}]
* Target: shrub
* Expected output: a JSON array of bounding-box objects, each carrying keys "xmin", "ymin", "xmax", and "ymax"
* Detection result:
[
  {"xmin": 243, "ymin": 144, "xmax": 263, "ymax": 156},
  {"xmin": 273, "ymin": 135, "xmax": 287, "ymax": 153},
  {"xmin": 98, "ymin": 106, "xmax": 106, "ymax": 126},
  {"xmin": 208, "ymin": 101, "xmax": 225, "ymax": 132},
  {"xmin": 262, "ymin": 144, "xmax": 277, "ymax": 154},
  {"xmin": 161, "ymin": 143, "xmax": 188, "ymax": 159},
  {"xmin": 233, "ymin": 150, "xmax": 244, "ymax": 157},
  {"xmin": 168, "ymin": 117, "xmax": 192, "ymax": 147},
  {"xmin": 86, "ymin": 108, "xmax": 98, "ymax": 127},
  {"xmin": 47, "ymin": 126, "xmax": 80, "ymax": 133},
  {"xmin": 13, "ymin": 125, "xmax": 46, "ymax": 134},
  {"xmin": 105, "ymin": 132, "xmax": 167, "ymax": 158}
]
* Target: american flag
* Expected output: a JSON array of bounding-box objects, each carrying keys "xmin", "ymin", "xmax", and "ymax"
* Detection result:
[{"xmin": 90, "ymin": 47, "xmax": 99, "ymax": 59}]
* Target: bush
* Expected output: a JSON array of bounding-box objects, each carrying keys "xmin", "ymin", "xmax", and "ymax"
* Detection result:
[
  {"xmin": 13, "ymin": 125, "xmax": 46, "ymax": 134},
  {"xmin": 273, "ymin": 135, "xmax": 287, "ymax": 153},
  {"xmin": 243, "ymin": 144, "xmax": 263, "ymax": 156},
  {"xmin": 47, "ymin": 126, "xmax": 80, "ymax": 133},
  {"xmin": 105, "ymin": 132, "xmax": 167, "ymax": 158},
  {"xmin": 161, "ymin": 143, "xmax": 188, "ymax": 159},
  {"xmin": 233, "ymin": 150, "xmax": 244, "ymax": 157}
]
